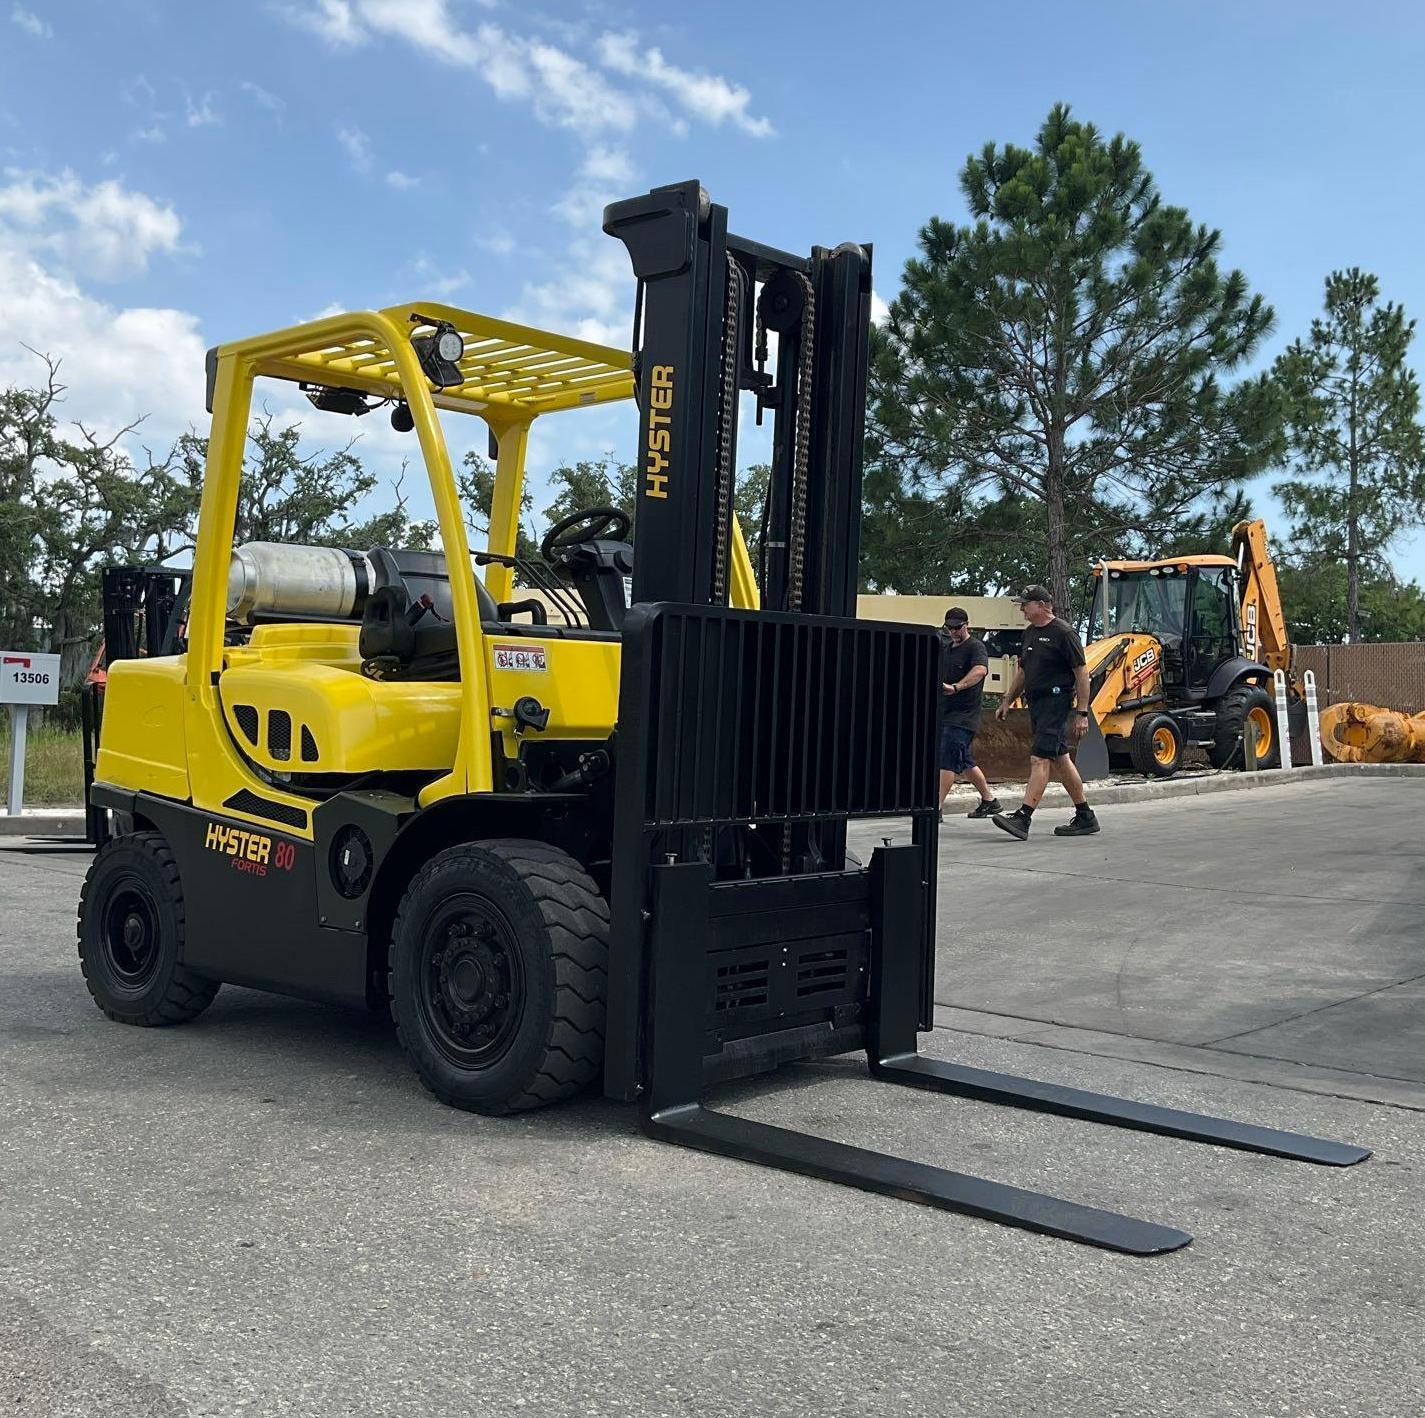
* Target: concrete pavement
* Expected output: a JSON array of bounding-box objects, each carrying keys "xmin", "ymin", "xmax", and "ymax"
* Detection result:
[{"xmin": 0, "ymin": 778, "xmax": 1420, "ymax": 1416}]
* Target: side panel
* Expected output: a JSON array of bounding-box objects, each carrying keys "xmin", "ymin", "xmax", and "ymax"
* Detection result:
[
  {"xmin": 131, "ymin": 793, "xmax": 369, "ymax": 1008},
  {"xmin": 93, "ymin": 656, "xmax": 190, "ymax": 801}
]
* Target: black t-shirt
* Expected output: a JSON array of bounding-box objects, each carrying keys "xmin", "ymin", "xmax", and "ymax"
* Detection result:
[
  {"xmin": 940, "ymin": 634, "xmax": 989, "ymax": 730},
  {"xmin": 1019, "ymin": 616, "xmax": 1085, "ymax": 697}
]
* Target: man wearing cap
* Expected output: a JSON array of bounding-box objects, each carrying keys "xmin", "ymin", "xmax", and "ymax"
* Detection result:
[
  {"xmin": 938, "ymin": 607, "xmax": 1001, "ymax": 820},
  {"xmin": 991, "ymin": 585, "xmax": 1100, "ymax": 839}
]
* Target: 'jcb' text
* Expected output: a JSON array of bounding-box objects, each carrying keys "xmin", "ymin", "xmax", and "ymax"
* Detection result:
[{"xmin": 644, "ymin": 364, "xmax": 674, "ymax": 500}]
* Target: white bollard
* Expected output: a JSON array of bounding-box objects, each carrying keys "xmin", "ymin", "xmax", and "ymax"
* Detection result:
[
  {"xmin": 1303, "ymin": 669, "xmax": 1324, "ymax": 767},
  {"xmin": 1273, "ymin": 669, "xmax": 1293, "ymax": 770},
  {"xmin": 6, "ymin": 703, "xmax": 28, "ymax": 815}
]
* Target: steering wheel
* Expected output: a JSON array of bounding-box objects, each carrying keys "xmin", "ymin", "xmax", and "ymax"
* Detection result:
[{"xmin": 540, "ymin": 505, "xmax": 632, "ymax": 563}]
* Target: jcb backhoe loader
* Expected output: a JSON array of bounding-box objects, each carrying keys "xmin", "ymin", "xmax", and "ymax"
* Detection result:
[
  {"xmin": 77, "ymin": 180, "xmax": 1365, "ymax": 1255},
  {"xmin": 1077, "ymin": 520, "xmax": 1304, "ymax": 778}
]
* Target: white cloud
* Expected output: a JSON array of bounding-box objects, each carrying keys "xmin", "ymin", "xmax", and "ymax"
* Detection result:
[
  {"xmin": 131, "ymin": 125, "xmax": 166, "ymax": 144},
  {"xmin": 871, "ymin": 289, "xmax": 890, "ymax": 326},
  {"xmin": 595, "ymin": 31, "xmax": 773, "ymax": 138},
  {"xmin": 503, "ymin": 237, "xmax": 632, "ymax": 348},
  {"xmin": 385, "ymin": 169, "xmax": 419, "ymax": 190},
  {"xmin": 0, "ymin": 256, "xmax": 206, "ymax": 451},
  {"xmin": 283, "ymin": 0, "xmax": 365, "ymax": 47},
  {"xmin": 552, "ymin": 146, "xmax": 634, "ymax": 228},
  {"xmin": 279, "ymin": 1, "xmax": 635, "ymax": 133},
  {"xmin": 408, "ymin": 253, "xmax": 469, "ymax": 298},
  {"xmin": 475, "ymin": 229, "xmax": 515, "ymax": 256},
  {"xmin": 0, "ymin": 170, "xmax": 184, "ymax": 282},
  {"xmin": 11, "ymin": 4, "xmax": 51, "ymax": 38},
  {"xmin": 579, "ymin": 145, "xmax": 633, "ymax": 186},
  {"xmin": 184, "ymin": 91, "xmax": 222, "ymax": 128},
  {"xmin": 240, "ymin": 81, "xmax": 287, "ymax": 116},
  {"xmin": 336, "ymin": 124, "xmax": 373, "ymax": 173}
]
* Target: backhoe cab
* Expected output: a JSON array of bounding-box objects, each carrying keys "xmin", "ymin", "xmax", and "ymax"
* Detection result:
[
  {"xmin": 78, "ymin": 180, "xmax": 1364, "ymax": 1256},
  {"xmin": 1076, "ymin": 522, "xmax": 1305, "ymax": 779}
]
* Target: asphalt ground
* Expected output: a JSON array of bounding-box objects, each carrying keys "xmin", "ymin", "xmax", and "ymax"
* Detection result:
[{"xmin": 0, "ymin": 777, "xmax": 1420, "ymax": 1416}]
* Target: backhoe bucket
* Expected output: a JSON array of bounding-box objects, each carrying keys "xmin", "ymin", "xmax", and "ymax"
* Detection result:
[{"xmin": 974, "ymin": 707, "xmax": 1110, "ymax": 784}]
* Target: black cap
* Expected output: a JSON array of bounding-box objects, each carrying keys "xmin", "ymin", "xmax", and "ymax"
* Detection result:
[
  {"xmin": 943, "ymin": 606, "xmax": 969, "ymax": 627},
  {"xmin": 1017, "ymin": 584, "xmax": 1053, "ymax": 606}
]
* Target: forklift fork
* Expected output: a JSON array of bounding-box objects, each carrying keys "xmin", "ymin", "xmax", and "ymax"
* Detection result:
[{"xmin": 641, "ymin": 848, "xmax": 1366, "ymax": 1256}]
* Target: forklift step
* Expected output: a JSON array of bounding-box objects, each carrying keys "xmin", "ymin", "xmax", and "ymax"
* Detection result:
[
  {"xmin": 871, "ymin": 1054, "xmax": 1371, "ymax": 1167},
  {"xmin": 645, "ymin": 1102, "xmax": 1192, "ymax": 1256}
]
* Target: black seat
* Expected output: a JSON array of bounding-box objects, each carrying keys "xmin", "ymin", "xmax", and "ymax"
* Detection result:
[{"xmin": 359, "ymin": 547, "xmax": 497, "ymax": 679}]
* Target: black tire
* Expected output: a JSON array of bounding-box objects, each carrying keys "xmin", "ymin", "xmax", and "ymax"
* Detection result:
[
  {"xmin": 388, "ymin": 838, "xmax": 608, "ymax": 1115},
  {"xmin": 1208, "ymin": 684, "xmax": 1280, "ymax": 770},
  {"xmin": 76, "ymin": 832, "xmax": 220, "ymax": 1026},
  {"xmin": 1128, "ymin": 712, "xmax": 1183, "ymax": 778}
]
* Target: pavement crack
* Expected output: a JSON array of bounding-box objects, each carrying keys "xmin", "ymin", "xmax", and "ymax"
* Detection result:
[
  {"xmin": 1196, "ymin": 969, "xmax": 1425, "ymax": 1048},
  {"xmin": 927, "ymin": 1020, "xmax": 1425, "ymax": 1115}
]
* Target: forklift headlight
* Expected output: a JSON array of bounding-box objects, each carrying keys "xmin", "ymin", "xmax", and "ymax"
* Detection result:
[{"xmin": 409, "ymin": 315, "xmax": 465, "ymax": 389}]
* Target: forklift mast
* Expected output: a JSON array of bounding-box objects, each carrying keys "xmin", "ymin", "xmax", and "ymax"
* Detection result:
[{"xmin": 595, "ymin": 183, "xmax": 1365, "ymax": 1255}]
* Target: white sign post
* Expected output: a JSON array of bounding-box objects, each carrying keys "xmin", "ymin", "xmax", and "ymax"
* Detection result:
[{"xmin": 2, "ymin": 651, "xmax": 62, "ymax": 815}]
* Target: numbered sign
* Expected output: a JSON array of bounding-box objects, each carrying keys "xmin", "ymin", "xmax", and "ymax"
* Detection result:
[{"xmin": 1, "ymin": 651, "xmax": 61, "ymax": 706}]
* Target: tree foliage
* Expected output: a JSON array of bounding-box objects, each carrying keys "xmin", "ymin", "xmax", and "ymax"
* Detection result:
[
  {"xmin": 1277, "ymin": 558, "xmax": 1425, "ymax": 644},
  {"xmin": 0, "ymin": 352, "xmax": 432, "ymax": 695},
  {"xmin": 868, "ymin": 103, "xmax": 1281, "ymax": 613},
  {"xmin": 1272, "ymin": 269, "xmax": 1425, "ymax": 641}
]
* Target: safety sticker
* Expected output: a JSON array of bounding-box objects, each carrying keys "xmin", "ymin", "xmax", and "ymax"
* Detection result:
[{"xmin": 493, "ymin": 644, "xmax": 548, "ymax": 673}]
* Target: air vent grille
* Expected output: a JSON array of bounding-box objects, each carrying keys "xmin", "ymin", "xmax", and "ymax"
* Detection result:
[
  {"xmin": 233, "ymin": 704, "xmax": 259, "ymax": 744},
  {"xmin": 267, "ymin": 709, "xmax": 292, "ymax": 762},
  {"xmin": 796, "ymin": 946, "xmax": 850, "ymax": 998},
  {"xmin": 714, "ymin": 957, "xmax": 769, "ymax": 1013},
  {"xmin": 222, "ymin": 789, "xmax": 308, "ymax": 830},
  {"xmin": 300, "ymin": 725, "xmax": 319, "ymax": 763}
]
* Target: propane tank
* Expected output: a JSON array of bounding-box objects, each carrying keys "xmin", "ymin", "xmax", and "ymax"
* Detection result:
[{"xmin": 226, "ymin": 542, "xmax": 373, "ymax": 623}]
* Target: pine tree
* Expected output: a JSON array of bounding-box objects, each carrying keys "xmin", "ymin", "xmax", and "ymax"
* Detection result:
[
  {"xmin": 1272, "ymin": 269, "xmax": 1425, "ymax": 642},
  {"xmin": 869, "ymin": 103, "xmax": 1280, "ymax": 614}
]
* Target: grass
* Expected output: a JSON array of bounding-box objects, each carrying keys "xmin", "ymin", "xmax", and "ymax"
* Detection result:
[{"xmin": 0, "ymin": 718, "xmax": 85, "ymax": 806}]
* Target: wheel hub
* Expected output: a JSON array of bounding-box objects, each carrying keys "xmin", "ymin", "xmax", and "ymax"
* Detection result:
[
  {"xmin": 102, "ymin": 885, "xmax": 159, "ymax": 985},
  {"xmin": 427, "ymin": 913, "xmax": 516, "ymax": 1053}
]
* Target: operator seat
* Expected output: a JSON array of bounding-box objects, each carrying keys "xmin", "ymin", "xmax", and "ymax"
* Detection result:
[{"xmin": 358, "ymin": 547, "xmax": 497, "ymax": 680}]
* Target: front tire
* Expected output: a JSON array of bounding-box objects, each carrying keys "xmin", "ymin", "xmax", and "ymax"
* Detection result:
[
  {"xmin": 1208, "ymin": 684, "xmax": 1280, "ymax": 770},
  {"xmin": 77, "ymin": 832, "xmax": 220, "ymax": 1025},
  {"xmin": 1129, "ymin": 712, "xmax": 1183, "ymax": 778},
  {"xmin": 388, "ymin": 839, "xmax": 608, "ymax": 1114}
]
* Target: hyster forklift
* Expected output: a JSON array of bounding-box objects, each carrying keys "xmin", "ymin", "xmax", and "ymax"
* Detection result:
[
  {"xmin": 1077, "ymin": 520, "xmax": 1305, "ymax": 779},
  {"xmin": 79, "ymin": 181, "xmax": 1366, "ymax": 1254}
]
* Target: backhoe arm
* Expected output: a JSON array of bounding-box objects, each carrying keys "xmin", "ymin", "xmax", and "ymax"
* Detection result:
[{"xmin": 1231, "ymin": 519, "xmax": 1292, "ymax": 675}]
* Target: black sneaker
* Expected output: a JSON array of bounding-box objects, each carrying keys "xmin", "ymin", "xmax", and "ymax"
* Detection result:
[
  {"xmin": 992, "ymin": 808, "xmax": 1031, "ymax": 840},
  {"xmin": 966, "ymin": 798, "xmax": 1002, "ymax": 819},
  {"xmin": 1054, "ymin": 807, "xmax": 1100, "ymax": 837}
]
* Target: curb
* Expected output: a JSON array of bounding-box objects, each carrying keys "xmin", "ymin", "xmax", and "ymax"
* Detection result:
[
  {"xmin": 0, "ymin": 810, "xmax": 86, "ymax": 838},
  {"xmin": 945, "ymin": 760, "xmax": 1425, "ymax": 810}
]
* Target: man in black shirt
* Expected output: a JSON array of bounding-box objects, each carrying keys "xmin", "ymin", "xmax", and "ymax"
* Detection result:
[
  {"xmin": 990, "ymin": 584, "xmax": 1100, "ymax": 839},
  {"xmin": 938, "ymin": 607, "xmax": 1000, "ymax": 819}
]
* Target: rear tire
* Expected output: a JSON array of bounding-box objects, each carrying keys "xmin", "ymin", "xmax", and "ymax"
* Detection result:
[
  {"xmin": 1208, "ymin": 684, "xmax": 1280, "ymax": 770},
  {"xmin": 77, "ymin": 832, "xmax": 220, "ymax": 1025},
  {"xmin": 1129, "ymin": 712, "xmax": 1183, "ymax": 778},
  {"xmin": 389, "ymin": 839, "xmax": 608, "ymax": 1115}
]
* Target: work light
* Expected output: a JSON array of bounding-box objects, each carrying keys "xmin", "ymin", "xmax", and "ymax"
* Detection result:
[{"xmin": 410, "ymin": 315, "xmax": 465, "ymax": 388}]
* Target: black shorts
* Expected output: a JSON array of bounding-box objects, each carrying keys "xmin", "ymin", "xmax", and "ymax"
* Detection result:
[
  {"xmin": 1028, "ymin": 690, "xmax": 1073, "ymax": 759},
  {"xmin": 939, "ymin": 724, "xmax": 976, "ymax": 773}
]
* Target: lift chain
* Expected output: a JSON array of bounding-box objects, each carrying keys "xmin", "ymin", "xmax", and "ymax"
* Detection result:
[
  {"xmin": 711, "ymin": 254, "xmax": 745, "ymax": 604},
  {"xmin": 786, "ymin": 271, "xmax": 816, "ymax": 612}
]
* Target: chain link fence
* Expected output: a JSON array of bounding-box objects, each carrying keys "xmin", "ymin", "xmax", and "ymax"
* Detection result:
[{"xmin": 1294, "ymin": 643, "xmax": 1425, "ymax": 712}]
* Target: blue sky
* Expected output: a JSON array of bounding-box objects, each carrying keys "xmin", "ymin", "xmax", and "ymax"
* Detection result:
[{"xmin": 3, "ymin": 0, "xmax": 1425, "ymax": 581}]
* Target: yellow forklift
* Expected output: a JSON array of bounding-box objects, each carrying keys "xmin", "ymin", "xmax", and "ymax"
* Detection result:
[{"xmin": 78, "ymin": 181, "xmax": 1366, "ymax": 1254}]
